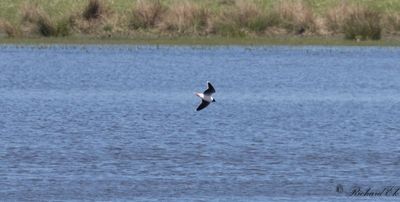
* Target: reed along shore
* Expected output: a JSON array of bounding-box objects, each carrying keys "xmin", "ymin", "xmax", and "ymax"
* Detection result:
[{"xmin": 1, "ymin": 0, "xmax": 400, "ymax": 44}]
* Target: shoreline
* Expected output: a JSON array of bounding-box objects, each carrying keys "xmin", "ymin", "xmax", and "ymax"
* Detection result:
[{"xmin": 1, "ymin": 36, "xmax": 400, "ymax": 46}]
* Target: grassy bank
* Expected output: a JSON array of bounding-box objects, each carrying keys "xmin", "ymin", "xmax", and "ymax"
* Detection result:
[
  {"xmin": 1, "ymin": 0, "xmax": 400, "ymax": 44},
  {"xmin": 1, "ymin": 36, "xmax": 400, "ymax": 46}
]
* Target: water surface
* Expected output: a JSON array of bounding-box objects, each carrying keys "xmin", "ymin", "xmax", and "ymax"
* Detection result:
[{"xmin": 0, "ymin": 45, "xmax": 400, "ymax": 201}]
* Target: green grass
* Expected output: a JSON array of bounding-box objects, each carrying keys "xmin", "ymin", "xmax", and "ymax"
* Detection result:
[
  {"xmin": 1, "ymin": 35, "xmax": 400, "ymax": 46},
  {"xmin": 1, "ymin": 0, "xmax": 400, "ymax": 23},
  {"xmin": 303, "ymin": 0, "xmax": 400, "ymax": 13},
  {"xmin": 2, "ymin": 0, "xmax": 400, "ymax": 45}
]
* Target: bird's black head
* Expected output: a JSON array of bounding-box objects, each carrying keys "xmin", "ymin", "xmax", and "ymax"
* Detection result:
[{"xmin": 212, "ymin": 99, "xmax": 216, "ymax": 102}]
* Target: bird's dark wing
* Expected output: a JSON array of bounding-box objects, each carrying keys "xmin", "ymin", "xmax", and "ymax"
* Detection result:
[
  {"xmin": 196, "ymin": 100, "xmax": 210, "ymax": 111},
  {"xmin": 203, "ymin": 82, "xmax": 216, "ymax": 95}
]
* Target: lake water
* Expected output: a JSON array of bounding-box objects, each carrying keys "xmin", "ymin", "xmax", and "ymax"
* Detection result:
[{"xmin": 0, "ymin": 45, "xmax": 400, "ymax": 201}]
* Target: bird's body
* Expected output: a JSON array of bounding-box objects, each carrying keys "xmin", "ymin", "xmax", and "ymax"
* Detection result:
[
  {"xmin": 195, "ymin": 93, "xmax": 213, "ymax": 102},
  {"xmin": 195, "ymin": 82, "xmax": 216, "ymax": 111}
]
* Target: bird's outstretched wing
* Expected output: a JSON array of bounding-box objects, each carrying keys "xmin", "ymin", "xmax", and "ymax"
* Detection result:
[
  {"xmin": 203, "ymin": 82, "xmax": 216, "ymax": 95},
  {"xmin": 196, "ymin": 100, "xmax": 210, "ymax": 111}
]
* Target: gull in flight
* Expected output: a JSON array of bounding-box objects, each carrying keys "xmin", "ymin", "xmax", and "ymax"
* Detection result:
[{"xmin": 195, "ymin": 81, "xmax": 216, "ymax": 111}]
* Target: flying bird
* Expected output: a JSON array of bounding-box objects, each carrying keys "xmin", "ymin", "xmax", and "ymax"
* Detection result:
[{"xmin": 195, "ymin": 81, "xmax": 216, "ymax": 111}]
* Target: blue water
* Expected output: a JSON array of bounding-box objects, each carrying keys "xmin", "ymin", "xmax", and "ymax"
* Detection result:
[{"xmin": 0, "ymin": 45, "xmax": 400, "ymax": 201}]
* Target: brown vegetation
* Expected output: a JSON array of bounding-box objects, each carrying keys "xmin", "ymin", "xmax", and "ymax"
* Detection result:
[
  {"xmin": 159, "ymin": 1, "xmax": 210, "ymax": 35},
  {"xmin": 83, "ymin": 0, "xmax": 105, "ymax": 20},
  {"xmin": 325, "ymin": 3, "xmax": 383, "ymax": 40},
  {"xmin": 325, "ymin": 2, "xmax": 349, "ymax": 34},
  {"xmin": 129, "ymin": 0, "xmax": 164, "ymax": 30},
  {"xmin": 211, "ymin": 0, "xmax": 277, "ymax": 36},
  {"xmin": 0, "ymin": 0, "xmax": 394, "ymax": 41},
  {"xmin": 0, "ymin": 19, "xmax": 18, "ymax": 37},
  {"xmin": 273, "ymin": 0, "xmax": 316, "ymax": 35},
  {"xmin": 342, "ymin": 5, "xmax": 381, "ymax": 40},
  {"xmin": 20, "ymin": 3, "xmax": 56, "ymax": 37},
  {"xmin": 69, "ymin": 0, "xmax": 114, "ymax": 35},
  {"xmin": 384, "ymin": 13, "xmax": 400, "ymax": 34}
]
